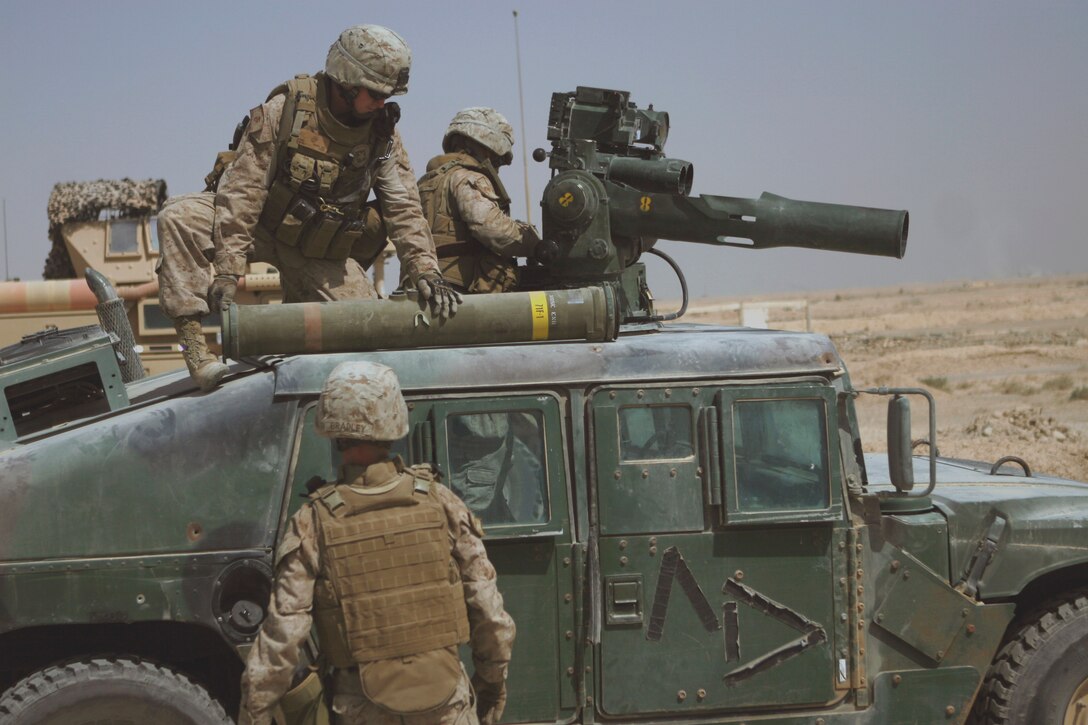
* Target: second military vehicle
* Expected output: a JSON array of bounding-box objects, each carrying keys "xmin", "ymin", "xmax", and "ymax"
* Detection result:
[{"xmin": 0, "ymin": 87, "xmax": 1086, "ymax": 725}]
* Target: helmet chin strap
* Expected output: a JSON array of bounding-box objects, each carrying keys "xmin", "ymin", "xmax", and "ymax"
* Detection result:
[{"xmin": 335, "ymin": 83, "xmax": 376, "ymax": 121}]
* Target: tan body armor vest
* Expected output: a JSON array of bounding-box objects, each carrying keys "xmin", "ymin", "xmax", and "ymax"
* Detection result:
[
  {"xmin": 417, "ymin": 153, "xmax": 517, "ymax": 293},
  {"xmin": 208, "ymin": 74, "xmax": 394, "ymax": 264},
  {"xmin": 310, "ymin": 462, "xmax": 470, "ymax": 675}
]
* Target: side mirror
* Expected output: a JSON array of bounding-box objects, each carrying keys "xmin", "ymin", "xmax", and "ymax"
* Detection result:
[{"xmin": 887, "ymin": 395, "xmax": 914, "ymax": 492}]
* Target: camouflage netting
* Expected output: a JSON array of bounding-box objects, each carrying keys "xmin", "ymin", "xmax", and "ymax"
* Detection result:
[{"xmin": 43, "ymin": 178, "xmax": 168, "ymax": 279}]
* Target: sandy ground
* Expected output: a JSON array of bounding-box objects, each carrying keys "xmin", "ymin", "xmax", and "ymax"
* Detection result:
[{"xmin": 684, "ymin": 274, "xmax": 1088, "ymax": 481}]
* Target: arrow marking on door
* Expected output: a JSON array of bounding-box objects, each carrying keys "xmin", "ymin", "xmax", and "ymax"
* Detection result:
[{"xmin": 646, "ymin": 546, "xmax": 721, "ymax": 641}]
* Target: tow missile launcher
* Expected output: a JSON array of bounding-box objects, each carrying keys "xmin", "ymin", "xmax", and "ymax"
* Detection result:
[{"xmin": 528, "ymin": 87, "xmax": 908, "ymax": 321}]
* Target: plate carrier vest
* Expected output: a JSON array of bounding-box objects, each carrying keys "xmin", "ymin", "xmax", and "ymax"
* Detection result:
[
  {"xmin": 418, "ymin": 153, "xmax": 518, "ymax": 293},
  {"xmin": 309, "ymin": 460, "xmax": 470, "ymax": 670},
  {"xmin": 207, "ymin": 74, "xmax": 396, "ymax": 263}
]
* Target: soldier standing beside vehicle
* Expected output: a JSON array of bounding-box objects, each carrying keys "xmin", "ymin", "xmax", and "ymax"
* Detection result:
[
  {"xmin": 158, "ymin": 25, "xmax": 460, "ymax": 391},
  {"xmin": 239, "ymin": 361, "xmax": 515, "ymax": 725},
  {"xmin": 417, "ymin": 108, "xmax": 541, "ymax": 294}
]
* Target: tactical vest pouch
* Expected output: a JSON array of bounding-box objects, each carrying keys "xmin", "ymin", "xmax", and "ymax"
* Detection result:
[
  {"xmin": 470, "ymin": 254, "xmax": 518, "ymax": 293},
  {"xmin": 300, "ymin": 214, "xmax": 342, "ymax": 259},
  {"xmin": 278, "ymin": 670, "xmax": 331, "ymax": 725},
  {"xmin": 360, "ymin": 648, "xmax": 462, "ymax": 714}
]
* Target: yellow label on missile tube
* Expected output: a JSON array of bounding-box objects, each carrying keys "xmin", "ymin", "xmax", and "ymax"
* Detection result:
[{"xmin": 530, "ymin": 291, "xmax": 549, "ymax": 340}]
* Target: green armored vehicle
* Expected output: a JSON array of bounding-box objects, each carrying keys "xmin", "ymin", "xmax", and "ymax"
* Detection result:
[{"xmin": 1, "ymin": 88, "xmax": 1086, "ymax": 725}]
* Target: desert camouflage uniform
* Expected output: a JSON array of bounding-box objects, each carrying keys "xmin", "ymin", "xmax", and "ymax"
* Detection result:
[
  {"xmin": 419, "ymin": 153, "xmax": 538, "ymax": 293},
  {"xmin": 158, "ymin": 88, "xmax": 440, "ymax": 319},
  {"xmin": 239, "ymin": 462, "xmax": 515, "ymax": 725}
]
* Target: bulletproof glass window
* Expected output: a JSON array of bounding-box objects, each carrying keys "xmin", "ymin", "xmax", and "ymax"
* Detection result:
[
  {"xmin": 732, "ymin": 398, "xmax": 829, "ymax": 512},
  {"xmin": 148, "ymin": 216, "xmax": 160, "ymax": 253},
  {"xmin": 445, "ymin": 410, "xmax": 548, "ymax": 526},
  {"xmin": 107, "ymin": 219, "xmax": 140, "ymax": 256},
  {"xmin": 620, "ymin": 405, "xmax": 693, "ymax": 461}
]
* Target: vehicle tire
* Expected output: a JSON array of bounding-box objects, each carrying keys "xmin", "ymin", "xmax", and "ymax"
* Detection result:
[
  {"xmin": 974, "ymin": 591, "xmax": 1088, "ymax": 724},
  {"xmin": 0, "ymin": 657, "xmax": 232, "ymax": 725}
]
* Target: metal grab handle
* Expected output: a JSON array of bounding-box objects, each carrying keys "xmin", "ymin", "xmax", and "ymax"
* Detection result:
[{"xmin": 989, "ymin": 455, "xmax": 1033, "ymax": 477}]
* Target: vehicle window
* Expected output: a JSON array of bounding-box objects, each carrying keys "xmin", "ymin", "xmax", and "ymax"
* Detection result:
[
  {"xmin": 732, "ymin": 398, "xmax": 829, "ymax": 511},
  {"xmin": 148, "ymin": 216, "xmax": 160, "ymax": 253},
  {"xmin": 620, "ymin": 405, "xmax": 693, "ymax": 461},
  {"xmin": 108, "ymin": 219, "xmax": 140, "ymax": 255},
  {"xmin": 445, "ymin": 410, "xmax": 547, "ymax": 526}
]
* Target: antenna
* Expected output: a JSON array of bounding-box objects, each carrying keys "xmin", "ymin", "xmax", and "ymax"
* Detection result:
[
  {"xmin": 512, "ymin": 10, "xmax": 532, "ymax": 225},
  {"xmin": 1, "ymin": 198, "xmax": 8, "ymax": 281}
]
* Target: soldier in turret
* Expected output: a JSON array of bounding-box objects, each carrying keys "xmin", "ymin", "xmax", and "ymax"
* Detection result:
[
  {"xmin": 417, "ymin": 108, "xmax": 541, "ymax": 294},
  {"xmin": 239, "ymin": 361, "xmax": 515, "ymax": 725},
  {"xmin": 158, "ymin": 25, "xmax": 461, "ymax": 391}
]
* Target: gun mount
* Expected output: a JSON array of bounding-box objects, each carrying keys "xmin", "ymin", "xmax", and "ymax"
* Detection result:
[{"xmin": 528, "ymin": 86, "xmax": 908, "ymax": 321}]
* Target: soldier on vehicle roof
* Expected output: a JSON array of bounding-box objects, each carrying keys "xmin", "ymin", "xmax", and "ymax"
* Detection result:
[
  {"xmin": 239, "ymin": 361, "xmax": 515, "ymax": 725},
  {"xmin": 157, "ymin": 25, "xmax": 461, "ymax": 391},
  {"xmin": 417, "ymin": 108, "xmax": 541, "ymax": 294}
]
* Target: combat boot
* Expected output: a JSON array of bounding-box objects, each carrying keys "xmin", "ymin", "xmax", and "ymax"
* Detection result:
[{"xmin": 175, "ymin": 315, "xmax": 228, "ymax": 391}]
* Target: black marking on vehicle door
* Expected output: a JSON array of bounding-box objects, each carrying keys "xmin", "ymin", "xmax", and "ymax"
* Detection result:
[{"xmin": 646, "ymin": 546, "xmax": 720, "ymax": 641}]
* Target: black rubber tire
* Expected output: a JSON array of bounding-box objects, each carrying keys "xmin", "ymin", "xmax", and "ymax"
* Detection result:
[
  {"xmin": 0, "ymin": 657, "xmax": 232, "ymax": 725},
  {"xmin": 974, "ymin": 592, "xmax": 1088, "ymax": 724}
]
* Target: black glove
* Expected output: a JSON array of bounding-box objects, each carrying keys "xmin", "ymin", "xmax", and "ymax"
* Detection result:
[
  {"xmin": 472, "ymin": 673, "xmax": 507, "ymax": 725},
  {"xmin": 416, "ymin": 273, "xmax": 462, "ymax": 320},
  {"xmin": 208, "ymin": 274, "xmax": 239, "ymax": 312}
]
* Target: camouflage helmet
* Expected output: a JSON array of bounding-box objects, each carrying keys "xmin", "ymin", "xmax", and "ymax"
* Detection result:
[
  {"xmin": 315, "ymin": 362, "xmax": 409, "ymax": 441},
  {"xmin": 325, "ymin": 25, "xmax": 411, "ymax": 97},
  {"xmin": 443, "ymin": 107, "xmax": 515, "ymax": 166}
]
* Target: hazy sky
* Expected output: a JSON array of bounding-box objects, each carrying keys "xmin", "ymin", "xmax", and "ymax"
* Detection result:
[{"xmin": 1, "ymin": 1, "xmax": 1085, "ymax": 300}]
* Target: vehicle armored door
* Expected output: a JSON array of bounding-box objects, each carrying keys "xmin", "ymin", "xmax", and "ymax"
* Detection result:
[
  {"xmin": 592, "ymin": 383, "xmax": 846, "ymax": 716},
  {"xmin": 403, "ymin": 393, "xmax": 575, "ymax": 724}
]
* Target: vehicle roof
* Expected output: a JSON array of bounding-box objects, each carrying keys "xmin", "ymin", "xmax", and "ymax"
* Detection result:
[{"xmin": 267, "ymin": 323, "xmax": 844, "ymax": 396}]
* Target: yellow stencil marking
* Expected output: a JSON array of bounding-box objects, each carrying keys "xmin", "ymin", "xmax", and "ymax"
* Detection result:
[
  {"xmin": 640, "ymin": 196, "xmax": 653, "ymax": 212},
  {"xmin": 530, "ymin": 291, "xmax": 549, "ymax": 340},
  {"xmin": 558, "ymin": 192, "xmax": 575, "ymax": 207}
]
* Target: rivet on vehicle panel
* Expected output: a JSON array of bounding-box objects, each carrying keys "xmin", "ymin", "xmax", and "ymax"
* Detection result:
[
  {"xmin": 637, "ymin": 389, "xmax": 645, "ymax": 399},
  {"xmin": 696, "ymin": 688, "xmax": 706, "ymax": 700},
  {"xmin": 903, "ymin": 571, "xmax": 911, "ymax": 579},
  {"xmin": 563, "ymin": 557, "xmax": 571, "ymax": 567},
  {"xmin": 620, "ymin": 556, "xmax": 629, "ymax": 566},
  {"xmin": 816, "ymin": 720, "xmax": 826, "ymax": 725},
  {"xmin": 565, "ymin": 631, "xmax": 573, "ymax": 640},
  {"xmin": 838, "ymin": 540, "xmax": 846, "ymax": 550},
  {"xmin": 935, "ymin": 650, "xmax": 944, "ymax": 660},
  {"xmin": 734, "ymin": 570, "xmax": 744, "ymax": 580},
  {"xmin": 136, "ymin": 594, "xmax": 146, "ymax": 605},
  {"xmin": 585, "ymin": 666, "xmax": 592, "ymax": 673},
  {"xmin": 840, "ymin": 648, "xmax": 848, "ymax": 657},
  {"xmin": 641, "ymin": 469, "xmax": 649, "ymax": 479},
  {"xmin": 567, "ymin": 667, "xmax": 574, "ymax": 675},
  {"xmin": 614, "ymin": 471, "xmax": 621, "ymax": 480},
  {"xmin": 841, "ymin": 613, "xmax": 848, "ymax": 622},
  {"xmin": 609, "ymin": 391, "xmax": 616, "ymax": 399},
  {"xmin": 966, "ymin": 624, "xmax": 976, "ymax": 635},
  {"xmin": 890, "ymin": 560, "xmax": 900, "ymax": 572},
  {"xmin": 858, "ymin": 621, "xmax": 864, "ymax": 629},
  {"xmin": 857, "ymin": 585, "xmax": 864, "ymax": 595},
  {"xmin": 407, "ymin": 402, "xmax": 414, "ymax": 410},
  {"xmin": 876, "ymin": 613, "xmax": 884, "ymax": 623},
  {"xmin": 564, "ymin": 593, "xmax": 573, "ymax": 602},
  {"xmin": 586, "ymin": 696, "xmax": 593, "ymax": 705},
  {"xmin": 665, "ymin": 388, "xmax": 672, "ymax": 398},
  {"xmin": 855, "ymin": 543, "xmax": 863, "ymax": 552},
  {"xmin": 892, "ymin": 674, "xmax": 902, "ymax": 687},
  {"xmin": 669, "ymin": 468, "xmax": 677, "ymax": 478},
  {"xmin": 856, "ymin": 569, "xmax": 864, "ymax": 579},
  {"xmin": 677, "ymin": 690, "xmax": 687, "ymax": 702},
  {"xmin": 649, "ymin": 546, "xmax": 657, "ymax": 556},
  {"xmin": 650, "ymin": 537, "xmax": 657, "ymax": 545},
  {"xmin": 857, "ymin": 603, "xmax": 864, "ymax": 612},
  {"xmin": 859, "ymin": 648, "xmax": 865, "ymax": 655},
  {"xmin": 839, "ymin": 577, "xmax": 847, "ymax": 587},
  {"xmin": 692, "ymin": 388, "xmax": 700, "ymax": 396},
  {"xmin": 619, "ymin": 540, "xmax": 628, "ymax": 549},
  {"xmin": 696, "ymin": 467, "xmax": 704, "ymax": 477},
  {"xmin": 961, "ymin": 608, "xmax": 969, "ymax": 617},
  {"xmin": 945, "ymin": 705, "xmax": 956, "ymax": 717}
]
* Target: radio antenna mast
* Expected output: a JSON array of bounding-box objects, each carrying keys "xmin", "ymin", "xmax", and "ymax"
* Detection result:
[{"xmin": 512, "ymin": 10, "xmax": 532, "ymax": 225}]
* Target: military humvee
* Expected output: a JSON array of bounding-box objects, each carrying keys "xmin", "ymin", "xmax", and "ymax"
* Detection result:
[{"xmin": 1, "ymin": 88, "xmax": 1086, "ymax": 725}]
